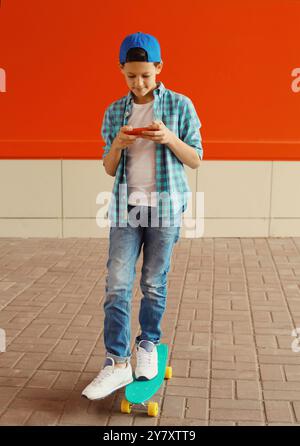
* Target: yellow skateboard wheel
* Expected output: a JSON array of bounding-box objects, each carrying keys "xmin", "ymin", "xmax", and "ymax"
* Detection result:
[
  {"xmin": 165, "ymin": 366, "xmax": 172, "ymax": 379},
  {"xmin": 148, "ymin": 401, "xmax": 159, "ymax": 417},
  {"xmin": 121, "ymin": 399, "xmax": 132, "ymax": 414}
]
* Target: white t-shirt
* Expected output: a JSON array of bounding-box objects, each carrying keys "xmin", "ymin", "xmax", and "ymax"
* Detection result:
[{"xmin": 126, "ymin": 99, "xmax": 157, "ymax": 207}]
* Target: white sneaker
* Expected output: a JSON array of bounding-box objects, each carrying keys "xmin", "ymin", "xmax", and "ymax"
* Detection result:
[
  {"xmin": 135, "ymin": 340, "xmax": 158, "ymax": 381},
  {"xmin": 81, "ymin": 357, "xmax": 133, "ymax": 400}
]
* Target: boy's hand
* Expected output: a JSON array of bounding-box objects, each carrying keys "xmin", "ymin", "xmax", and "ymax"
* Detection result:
[
  {"xmin": 140, "ymin": 120, "xmax": 175, "ymax": 145},
  {"xmin": 115, "ymin": 125, "xmax": 138, "ymax": 150}
]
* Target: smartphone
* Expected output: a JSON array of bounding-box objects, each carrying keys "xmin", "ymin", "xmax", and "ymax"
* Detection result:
[{"xmin": 124, "ymin": 127, "xmax": 159, "ymax": 136}]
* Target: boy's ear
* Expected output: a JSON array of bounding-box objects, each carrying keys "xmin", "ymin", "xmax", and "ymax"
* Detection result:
[{"xmin": 156, "ymin": 61, "xmax": 163, "ymax": 74}]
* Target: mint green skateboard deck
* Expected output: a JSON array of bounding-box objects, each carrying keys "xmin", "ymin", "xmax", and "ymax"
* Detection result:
[{"xmin": 121, "ymin": 344, "xmax": 172, "ymax": 417}]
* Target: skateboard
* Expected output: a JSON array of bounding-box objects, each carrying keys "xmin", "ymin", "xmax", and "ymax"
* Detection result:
[{"xmin": 120, "ymin": 344, "xmax": 172, "ymax": 417}]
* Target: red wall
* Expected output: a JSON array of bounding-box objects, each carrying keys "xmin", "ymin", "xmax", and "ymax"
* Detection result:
[{"xmin": 0, "ymin": 0, "xmax": 299, "ymax": 160}]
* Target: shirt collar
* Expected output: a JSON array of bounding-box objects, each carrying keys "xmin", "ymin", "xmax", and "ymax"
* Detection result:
[{"xmin": 126, "ymin": 81, "xmax": 165, "ymax": 107}]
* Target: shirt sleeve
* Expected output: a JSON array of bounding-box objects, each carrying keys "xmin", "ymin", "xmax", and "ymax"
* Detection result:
[
  {"xmin": 101, "ymin": 106, "xmax": 116, "ymax": 160},
  {"xmin": 179, "ymin": 97, "xmax": 203, "ymax": 161}
]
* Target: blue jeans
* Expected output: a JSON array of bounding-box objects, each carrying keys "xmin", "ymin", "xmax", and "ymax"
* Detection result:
[{"xmin": 104, "ymin": 204, "xmax": 181, "ymax": 363}]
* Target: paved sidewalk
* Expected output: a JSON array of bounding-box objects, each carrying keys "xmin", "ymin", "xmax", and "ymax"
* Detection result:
[{"xmin": 0, "ymin": 237, "xmax": 300, "ymax": 426}]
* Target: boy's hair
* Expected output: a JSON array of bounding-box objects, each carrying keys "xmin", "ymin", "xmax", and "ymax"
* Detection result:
[{"xmin": 120, "ymin": 47, "xmax": 161, "ymax": 67}]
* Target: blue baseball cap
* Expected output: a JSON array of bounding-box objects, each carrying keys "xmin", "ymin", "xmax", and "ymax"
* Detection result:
[{"xmin": 119, "ymin": 32, "xmax": 161, "ymax": 64}]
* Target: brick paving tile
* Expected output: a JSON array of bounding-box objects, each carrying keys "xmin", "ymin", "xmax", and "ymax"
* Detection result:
[
  {"xmin": 16, "ymin": 388, "xmax": 72, "ymax": 402},
  {"xmin": 159, "ymin": 417, "xmax": 208, "ymax": 426},
  {"xmin": 0, "ymin": 352, "xmax": 25, "ymax": 368},
  {"xmin": 14, "ymin": 352, "xmax": 48, "ymax": 370},
  {"xmin": 260, "ymin": 364, "xmax": 285, "ymax": 381},
  {"xmin": 0, "ymin": 368, "xmax": 32, "ymax": 379},
  {"xmin": 108, "ymin": 415, "xmax": 135, "ymax": 426},
  {"xmin": 210, "ymin": 398, "xmax": 261, "ymax": 410},
  {"xmin": 83, "ymin": 355, "xmax": 105, "ymax": 373},
  {"xmin": 0, "ymin": 387, "xmax": 21, "ymax": 409},
  {"xmin": 0, "ymin": 408, "xmax": 33, "ymax": 426},
  {"xmin": 39, "ymin": 361, "xmax": 84, "ymax": 373},
  {"xmin": 210, "ymin": 409, "xmax": 264, "ymax": 422},
  {"xmin": 190, "ymin": 360, "xmax": 209, "ymax": 379},
  {"xmin": 236, "ymin": 380, "xmax": 261, "ymax": 400},
  {"xmin": 264, "ymin": 401, "xmax": 294, "ymax": 423},
  {"xmin": 1, "ymin": 237, "xmax": 300, "ymax": 425},
  {"xmin": 0, "ymin": 376, "xmax": 28, "ymax": 388},
  {"xmin": 169, "ymin": 359, "xmax": 189, "ymax": 377},
  {"xmin": 52, "ymin": 372, "xmax": 81, "ymax": 390},
  {"xmin": 167, "ymin": 377, "xmax": 208, "ymax": 388},
  {"xmin": 237, "ymin": 421, "xmax": 266, "ymax": 426},
  {"xmin": 165, "ymin": 385, "xmax": 208, "ymax": 398},
  {"xmin": 293, "ymin": 402, "xmax": 300, "ymax": 422},
  {"xmin": 209, "ymin": 421, "xmax": 236, "ymax": 426},
  {"xmin": 8, "ymin": 342, "xmax": 55, "ymax": 354},
  {"xmin": 26, "ymin": 370, "xmax": 60, "ymax": 388},
  {"xmin": 259, "ymin": 355, "xmax": 300, "ymax": 365},
  {"xmin": 25, "ymin": 410, "xmax": 62, "ymax": 426},
  {"xmin": 285, "ymin": 365, "xmax": 300, "ymax": 381},
  {"xmin": 161, "ymin": 396, "xmax": 186, "ymax": 418},
  {"xmin": 262, "ymin": 381, "xmax": 300, "ymax": 391},
  {"xmin": 211, "ymin": 380, "xmax": 235, "ymax": 399},
  {"xmin": 51, "ymin": 340, "xmax": 78, "ymax": 355},
  {"xmin": 132, "ymin": 416, "xmax": 158, "ymax": 426},
  {"xmin": 212, "ymin": 369, "xmax": 258, "ymax": 380},
  {"xmin": 59, "ymin": 393, "xmax": 111, "ymax": 426},
  {"xmin": 263, "ymin": 390, "xmax": 300, "ymax": 401},
  {"xmin": 212, "ymin": 360, "xmax": 256, "ymax": 371},
  {"xmin": 46, "ymin": 353, "xmax": 88, "ymax": 363},
  {"xmin": 186, "ymin": 397, "xmax": 208, "ymax": 419}
]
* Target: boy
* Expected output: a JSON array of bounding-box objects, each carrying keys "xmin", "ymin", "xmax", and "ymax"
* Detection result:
[{"xmin": 82, "ymin": 32, "xmax": 203, "ymax": 400}]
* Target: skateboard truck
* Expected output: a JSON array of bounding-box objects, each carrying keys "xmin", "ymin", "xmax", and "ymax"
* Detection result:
[{"xmin": 121, "ymin": 400, "xmax": 160, "ymax": 417}]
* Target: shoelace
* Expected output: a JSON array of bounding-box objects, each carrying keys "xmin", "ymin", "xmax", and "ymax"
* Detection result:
[
  {"xmin": 91, "ymin": 367, "xmax": 113, "ymax": 386},
  {"xmin": 137, "ymin": 348, "xmax": 154, "ymax": 368}
]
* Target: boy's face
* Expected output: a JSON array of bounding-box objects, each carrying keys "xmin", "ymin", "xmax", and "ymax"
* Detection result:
[{"xmin": 120, "ymin": 61, "xmax": 163, "ymax": 102}]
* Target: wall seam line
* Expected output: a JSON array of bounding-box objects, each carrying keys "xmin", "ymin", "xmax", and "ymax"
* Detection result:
[
  {"xmin": 268, "ymin": 161, "xmax": 274, "ymax": 237},
  {"xmin": 61, "ymin": 159, "xmax": 64, "ymax": 238}
]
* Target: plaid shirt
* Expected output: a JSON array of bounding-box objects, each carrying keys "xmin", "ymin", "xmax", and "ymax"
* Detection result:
[{"xmin": 101, "ymin": 81, "xmax": 203, "ymax": 225}]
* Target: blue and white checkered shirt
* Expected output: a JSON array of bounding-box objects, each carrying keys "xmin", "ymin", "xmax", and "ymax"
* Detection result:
[{"xmin": 101, "ymin": 81, "xmax": 203, "ymax": 226}]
